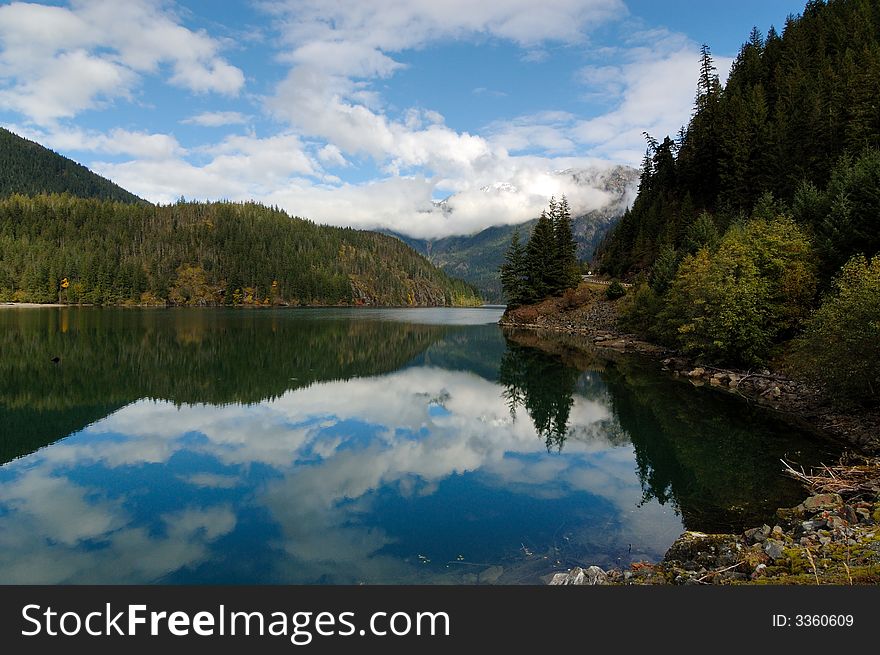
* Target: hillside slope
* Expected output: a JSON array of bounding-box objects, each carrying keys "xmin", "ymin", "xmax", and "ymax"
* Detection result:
[
  {"xmin": 0, "ymin": 127, "xmax": 144, "ymax": 204},
  {"xmin": 0, "ymin": 194, "xmax": 481, "ymax": 306}
]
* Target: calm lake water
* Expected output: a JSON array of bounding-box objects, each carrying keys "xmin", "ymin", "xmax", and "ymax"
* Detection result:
[{"xmin": 0, "ymin": 307, "xmax": 840, "ymax": 584}]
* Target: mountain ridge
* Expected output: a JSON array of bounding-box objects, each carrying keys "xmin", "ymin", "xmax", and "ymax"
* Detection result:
[
  {"xmin": 389, "ymin": 165, "xmax": 638, "ymax": 301},
  {"xmin": 0, "ymin": 127, "xmax": 146, "ymax": 204}
]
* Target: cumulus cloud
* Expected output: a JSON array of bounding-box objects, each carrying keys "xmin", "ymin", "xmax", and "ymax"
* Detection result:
[
  {"xmin": 0, "ymin": 1, "xmax": 711, "ymax": 238},
  {"xmin": 181, "ymin": 111, "xmax": 250, "ymax": 127},
  {"xmin": 0, "ymin": 0, "xmax": 244, "ymax": 124},
  {"xmin": 251, "ymin": 0, "xmax": 635, "ymax": 236},
  {"xmin": 15, "ymin": 124, "xmax": 184, "ymax": 160},
  {"xmin": 91, "ymin": 131, "xmax": 321, "ymax": 202},
  {"xmin": 573, "ymin": 30, "xmax": 734, "ymax": 162}
]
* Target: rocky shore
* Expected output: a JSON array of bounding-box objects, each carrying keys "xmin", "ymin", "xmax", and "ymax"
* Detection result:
[
  {"xmin": 499, "ymin": 286, "xmax": 880, "ymax": 585},
  {"xmin": 551, "ymin": 482, "xmax": 880, "ymax": 585}
]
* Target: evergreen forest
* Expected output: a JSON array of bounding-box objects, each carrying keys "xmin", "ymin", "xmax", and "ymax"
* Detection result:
[
  {"xmin": 590, "ymin": 0, "xmax": 879, "ymax": 403},
  {"xmin": 499, "ymin": 196, "xmax": 581, "ymax": 307},
  {"xmin": 0, "ymin": 194, "xmax": 481, "ymax": 306}
]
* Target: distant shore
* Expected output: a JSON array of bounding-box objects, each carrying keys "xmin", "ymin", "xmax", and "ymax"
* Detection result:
[
  {"xmin": 0, "ymin": 302, "xmax": 69, "ymax": 308},
  {"xmin": 0, "ymin": 301, "xmax": 493, "ymax": 310}
]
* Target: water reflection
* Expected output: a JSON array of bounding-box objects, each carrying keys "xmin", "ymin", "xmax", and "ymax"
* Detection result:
[{"xmin": 0, "ymin": 309, "xmax": 839, "ymax": 584}]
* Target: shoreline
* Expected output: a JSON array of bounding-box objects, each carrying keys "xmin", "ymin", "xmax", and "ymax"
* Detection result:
[
  {"xmin": 0, "ymin": 301, "xmax": 491, "ymax": 310},
  {"xmin": 500, "ymin": 298, "xmax": 879, "ymax": 454},
  {"xmin": 499, "ymin": 292, "xmax": 880, "ymax": 585}
]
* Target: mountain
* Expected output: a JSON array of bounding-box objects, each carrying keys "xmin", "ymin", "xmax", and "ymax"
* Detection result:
[
  {"xmin": 0, "ymin": 128, "xmax": 480, "ymax": 307},
  {"xmin": 391, "ymin": 165, "xmax": 638, "ymax": 302},
  {"xmin": 0, "ymin": 194, "xmax": 481, "ymax": 306},
  {"xmin": 0, "ymin": 127, "xmax": 145, "ymax": 204}
]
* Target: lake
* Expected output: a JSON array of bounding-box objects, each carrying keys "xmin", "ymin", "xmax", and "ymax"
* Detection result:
[{"xmin": 0, "ymin": 307, "xmax": 840, "ymax": 584}]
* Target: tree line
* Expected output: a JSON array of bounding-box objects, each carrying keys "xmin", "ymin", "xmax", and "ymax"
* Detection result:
[
  {"xmin": 597, "ymin": 0, "xmax": 879, "ymax": 404},
  {"xmin": 0, "ymin": 194, "xmax": 481, "ymax": 307},
  {"xmin": 499, "ymin": 196, "xmax": 580, "ymax": 307}
]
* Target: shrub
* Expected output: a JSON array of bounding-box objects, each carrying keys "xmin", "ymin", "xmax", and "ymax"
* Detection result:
[
  {"xmin": 606, "ymin": 280, "xmax": 626, "ymax": 300},
  {"xmin": 660, "ymin": 216, "xmax": 816, "ymax": 366},
  {"xmin": 791, "ymin": 254, "xmax": 880, "ymax": 405}
]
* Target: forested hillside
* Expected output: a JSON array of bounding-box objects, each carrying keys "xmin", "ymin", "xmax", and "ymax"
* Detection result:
[
  {"xmin": 0, "ymin": 127, "xmax": 144, "ymax": 204},
  {"xmin": 594, "ymin": 0, "xmax": 879, "ymax": 403},
  {"xmin": 600, "ymin": 0, "xmax": 879, "ymax": 277},
  {"xmin": 0, "ymin": 194, "xmax": 480, "ymax": 307}
]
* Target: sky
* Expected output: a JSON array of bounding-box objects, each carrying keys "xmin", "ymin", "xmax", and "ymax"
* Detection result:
[{"xmin": 0, "ymin": 0, "xmax": 807, "ymax": 238}]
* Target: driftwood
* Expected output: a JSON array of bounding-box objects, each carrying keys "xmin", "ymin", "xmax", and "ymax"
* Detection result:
[{"xmin": 782, "ymin": 457, "xmax": 880, "ymax": 497}]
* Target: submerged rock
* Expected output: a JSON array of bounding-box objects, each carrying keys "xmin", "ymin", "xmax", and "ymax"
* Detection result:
[
  {"xmin": 479, "ymin": 565, "xmax": 504, "ymax": 584},
  {"xmin": 548, "ymin": 566, "xmax": 608, "ymax": 585}
]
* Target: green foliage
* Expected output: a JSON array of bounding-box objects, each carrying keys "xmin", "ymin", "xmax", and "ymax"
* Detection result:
[
  {"xmin": 651, "ymin": 217, "xmax": 816, "ymax": 366},
  {"xmin": 499, "ymin": 229, "xmax": 527, "ymax": 307},
  {"xmin": 683, "ymin": 211, "xmax": 721, "ymax": 254},
  {"xmin": 552, "ymin": 195, "xmax": 581, "ymax": 292},
  {"xmin": 599, "ymin": 1, "xmax": 880, "ymax": 277},
  {"xmin": 500, "ymin": 196, "xmax": 581, "ymax": 305},
  {"xmin": 618, "ymin": 283, "xmax": 663, "ymax": 338},
  {"xmin": 792, "ymin": 254, "xmax": 880, "ymax": 405},
  {"xmin": 0, "ymin": 194, "xmax": 481, "ymax": 307},
  {"xmin": 649, "ymin": 245, "xmax": 679, "ymax": 293},
  {"xmin": 0, "ymin": 128, "xmax": 144, "ymax": 204},
  {"xmin": 815, "ymin": 149, "xmax": 880, "ymax": 277},
  {"xmin": 605, "ymin": 280, "xmax": 626, "ymax": 300}
]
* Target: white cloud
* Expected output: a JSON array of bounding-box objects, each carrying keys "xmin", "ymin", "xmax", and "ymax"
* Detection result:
[
  {"xmin": 250, "ymin": 0, "xmax": 635, "ymax": 236},
  {"xmin": 0, "ymin": 0, "xmax": 244, "ymax": 125},
  {"xmin": 91, "ymin": 131, "xmax": 321, "ymax": 202},
  {"xmin": 485, "ymin": 111, "xmax": 579, "ymax": 154},
  {"xmin": 573, "ymin": 30, "xmax": 734, "ymax": 162},
  {"xmin": 182, "ymin": 111, "xmax": 250, "ymax": 127},
  {"xmin": 316, "ymin": 143, "xmax": 348, "ymax": 167}
]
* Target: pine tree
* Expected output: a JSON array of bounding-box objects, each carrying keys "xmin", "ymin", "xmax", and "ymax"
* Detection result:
[
  {"xmin": 500, "ymin": 229, "xmax": 527, "ymax": 307},
  {"xmin": 525, "ymin": 211, "xmax": 557, "ymax": 301},
  {"xmin": 553, "ymin": 195, "xmax": 579, "ymax": 292}
]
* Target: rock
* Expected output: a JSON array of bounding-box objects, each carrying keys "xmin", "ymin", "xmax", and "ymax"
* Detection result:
[
  {"xmin": 710, "ymin": 377, "xmax": 723, "ymax": 386},
  {"xmin": 771, "ymin": 525, "xmax": 785, "ymax": 539},
  {"xmin": 751, "ymin": 563, "xmax": 767, "ymax": 579},
  {"xmin": 745, "ymin": 525, "xmax": 772, "ymax": 543},
  {"xmin": 548, "ymin": 566, "xmax": 607, "ymax": 586},
  {"xmin": 479, "ymin": 565, "xmax": 504, "ymax": 584},
  {"xmin": 688, "ymin": 367, "xmax": 706, "ymax": 378},
  {"xmin": 827, "ymin": 515, "xmax": 847, "ymax": 531},
  {"xmin": 802, "ymin": 493, "xmax": 844, "ymax": 512},
  {"xmin": 664, "ymin": 531, "xmax": 739, "ymax": 568},
  {"xmin": 777, "ymin": 506, "xmax": 806, "ymax": 521},
  {"xmin": 856, "ymin": 508, "xmax": 872, "ymax": 523},
  {"xmin": 763, "ymin": 539, "xmax": 785, "ymax": 560},
  {"xmin": 798, "ymin": 520, "xmax": 817, "ymax": 535},
  {"xmin": 548, "ymin": 572, "xmax": 569, "ymax": 585}
]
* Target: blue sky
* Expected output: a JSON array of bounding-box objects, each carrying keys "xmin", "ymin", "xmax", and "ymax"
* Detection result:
[{"xmin": 0, "ymin": 1, "xmax": 806, "ymax": 237}]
